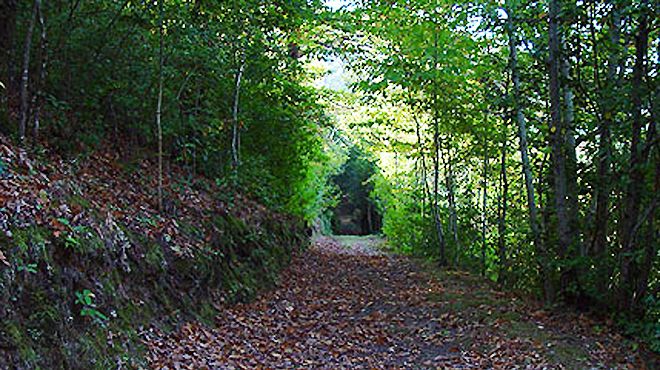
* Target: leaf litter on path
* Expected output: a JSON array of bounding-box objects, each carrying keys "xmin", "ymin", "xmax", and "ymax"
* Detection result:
[{"xmin": 146, "ymin": 236, "xmax": 649, "ymax": 369}]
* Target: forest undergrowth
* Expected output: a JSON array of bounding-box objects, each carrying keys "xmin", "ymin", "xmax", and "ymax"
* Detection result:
[{"xmin": 0, "ymin": 135, "xmax": 308, "ymax": 368}]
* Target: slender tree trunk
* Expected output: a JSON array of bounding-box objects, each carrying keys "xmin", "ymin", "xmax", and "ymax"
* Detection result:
[
  {"xmin": 443, "ymin": 146, "xmax": 460, "ymax": 265},
  {"xmin": 231, "ymin": 55, "xmax": 245, "ymax": 173},
  {"xmin": 619, "ymin": 0, "xmax": 649, "ymax": 309},
  {"xmin": 420, "ymin": 163, "xmax": 427, "ymax": 216},
  {"xmin": 549, "ymin": 0, "xmax": 573, "ymax": 295},
  {"xmin": 432, "ymin": 141, "xmax": 446, "ymax": 265},
  {"xmin": 0, "ymin": 0, "xmax": 17, "ymax": 130},
  {"xmin": 411, "ymin": 91, "xmax": 431, "ymax": 215},
  {"xmin": 432, "ymin": 20, "xmax": 446, "ymax": 266},
  {"xmin": 562, "ymin": 56, "xmax": 581, "ymax": 255},
  {"xmin": 633, "ymin": 144, "xmax": 658, "ymax": 310},
  {"xmin": 481, "ymin": 135, "xmax": 489, "ymax": 276},
  {"xmin": 560, "ymin": 37, "xmax": 586, "ymax": 300},
  {"xmin": 19, "ymin": 0, "xmax": 39, "ymax": 143},
  {"xmin": 417, "ymin": 140, "xmax": 429, "ymax": 217},
  {"xmin": 506, "ymin": 1, "xmax": 551, "ymax": 300},
  {"xmin": 156, "ymin": 0, "xmax": 164, "ymax": 210},
  {"xmin": 560, "ymin": 44, "xmax": 585, "ymax": 299},
  {"xmin": 32, "ymin": 0, "xmax": 46, "ymax": 143},
  {"xmin": 637, "ymin": 81, "xmax": 659, "ymax": 303},
  {"xmin": 592, "ymin": 6, "xmax": 620, "ymax": 260},
  {"xmin": 432, "ymin": 104, "xmax": 446, "ymax": 266},
  {"xmin": 497, "ymin": 120, "xmax": 509, "ymax": 285}
]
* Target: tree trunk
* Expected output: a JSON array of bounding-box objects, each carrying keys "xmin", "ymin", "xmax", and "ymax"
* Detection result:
[
  {"xmin": 0, "ymin": 0, "xmax": 17, "ymax": 130},
  {"xmin": 619, "ymin": 0, "xmax": 650, "ymax": 310},
  {"xmin": 231, "ymin": 55, "xmax": 245, "ymax": 173},
  {"xmin": 18, "ymin": 0, "xmax": 39, "ymax": 143},
  {"xmin": 432, "ymin": 20, "xmax": 446, "ymax": 266},
  {"xmin": 506, "ymin": 1, "xmax": 551, "ymax": 300},
  {"xmin": 497, "ymin": 121, "xmax": 509, "ymax": 285},
  {"xmin": 32, "ymin": 0, "xmax": 47, "ymax": 143},
  {"xmin": 432, "ymin": 122, "xmax": 446, "ymax": 265},
  {"xmin": 549, "ymin": 0, "xmax": 572, "ymax": 295},
  {"xmin": 156, "ymin": 0, "xmax": 164, "ymax": 210},
  {"xmin": 366, "ymin": 202, "xmax": 373, "ymax": 234},
  {"xmin": 481, "ymin": 135, "xmax": 489, "ymax": 277},
  {"xmin": 591, "ymin": 6, "xmax": 620, "ymax": 260},
  {"xmin": 633, "ymin": 145, "xmax": 658, "ymax": 311},
  {"xmin": 562, "ymin": 56, "xmax": 581, "ymax": 256},
  {"xmin": 411, "ymin": 90, "xmax": 431, "ymax": 216},
  {"xmin": 432, "ymin": 105, "xmax": 446, "ymax": 265},
  {"xmin": 443, "ymin": 146, "xmax": 460, "ymax": 265}
]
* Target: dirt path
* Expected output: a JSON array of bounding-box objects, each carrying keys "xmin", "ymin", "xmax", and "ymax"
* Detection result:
[{"xmin": 147, "ymin": 236, "xmax": 646, "ymax": 369}]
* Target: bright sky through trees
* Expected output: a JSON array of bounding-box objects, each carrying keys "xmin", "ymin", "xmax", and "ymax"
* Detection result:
[{"xmin": 326, "ymin": 0, "xmax": 353, "ymax": 11}]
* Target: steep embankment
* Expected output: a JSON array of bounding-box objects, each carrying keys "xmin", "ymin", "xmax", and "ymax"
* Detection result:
[{"xmin": 0, "ymin": 136, "xmax": 309, "ymax": 369}]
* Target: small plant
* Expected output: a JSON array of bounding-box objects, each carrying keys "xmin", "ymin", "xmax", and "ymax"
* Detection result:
[
  {"xmin": 57, "ymin": 217, "xmax": 71, "ymax": 228},
  {"xmin": 75, "ymin": 289, "xmax": 109, "ymax": 327},
  {"xmin": 17, "ymin": 263, "xmax": 38, "ymax": 274},
  {"xmin": 64, "ymin": 235, "xmax": 80, "ymax": 249},
  {"xmin": 136, "ymin": 214, "xmax": 157, "ymax": 227},
  {"xmin": 55, "ymin": 217, "xmax": 92, "ymax": 251}
]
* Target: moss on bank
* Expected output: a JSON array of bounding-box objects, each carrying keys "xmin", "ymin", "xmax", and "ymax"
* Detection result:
[{"xmin": 0, "ymin": 212, "xmax": 309, "ymax": 369}]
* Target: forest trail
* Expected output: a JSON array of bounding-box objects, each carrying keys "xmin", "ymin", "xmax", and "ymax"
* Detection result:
[{"xmin": 146, "ymin": 236, "xmax": 641, "ymax": 369}]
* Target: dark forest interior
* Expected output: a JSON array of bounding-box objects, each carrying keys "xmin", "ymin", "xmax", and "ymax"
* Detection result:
[{"xmin": 331, "ymin": 147, "xmax": 381, "ymax": 235}]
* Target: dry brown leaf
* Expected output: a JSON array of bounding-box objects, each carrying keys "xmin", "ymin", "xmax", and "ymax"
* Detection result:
[{"xmin": 0, "ymin": 250, "xmax": 8, "ymax": 266}]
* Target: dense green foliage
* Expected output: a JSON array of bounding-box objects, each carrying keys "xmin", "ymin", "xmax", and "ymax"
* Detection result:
[
  {"xmin": 330, "ymin": 146, "xmax": 380, "ymax": 235},
  {"xmin": 1, "ymin": 0, "xmax": 657, "ymax": 356},
  {"xmin": 0, "ymin": 0, "xmax": 337, "ymax": 222},
  {"xmin": 334, "ymin": 0, "xmax": 658, "ymax": 349}
]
